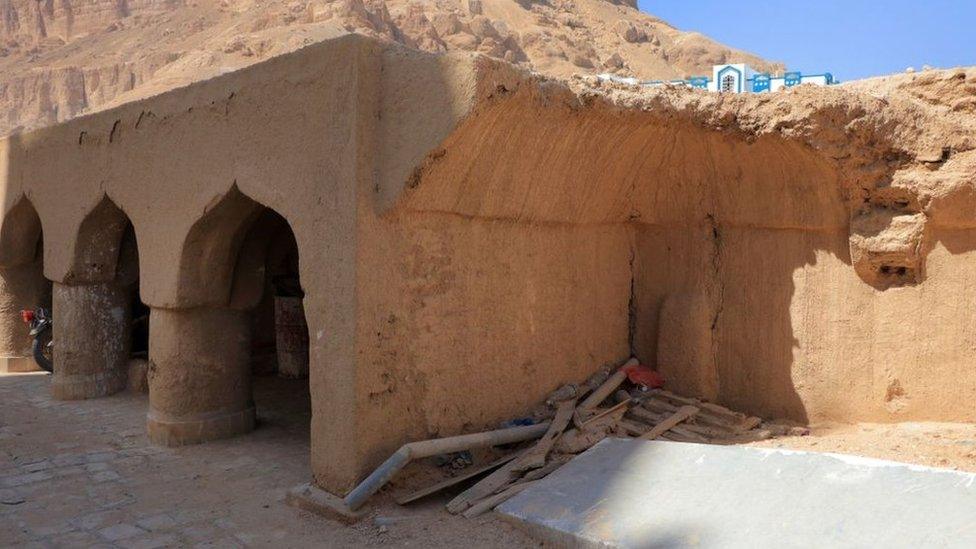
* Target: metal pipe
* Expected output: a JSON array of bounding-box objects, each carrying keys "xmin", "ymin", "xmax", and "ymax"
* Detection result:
[{"xmin": 343, "ymin": 421, "xmax": 550, "ymax": 511}]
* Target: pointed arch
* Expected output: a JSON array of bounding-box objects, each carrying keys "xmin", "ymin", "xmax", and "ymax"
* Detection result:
[
  {"xmin": 65, "ymin": 196, "xmax": 131, "ymax": 284},
  {"xmin": 149, "ymin": 184, "xmax": 309, "ymax": 447},
  {"xmin": 176, "ymin": 184, "xmax": 265, "ymax": 307},
  {"xmin": 228, "ymin": 209, "xmax": 300, "ymax": 310},
  {"xmin": 0, "ymin": 197, "xmax": 42, "ymax": 268}
]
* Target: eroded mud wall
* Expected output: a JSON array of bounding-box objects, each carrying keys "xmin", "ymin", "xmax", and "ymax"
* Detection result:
[
  {"xmin": 628, "ymin": 131, "xmax": 852, "ymax": 423},
  {"xmin": 354, "ymin": 210, "xmax": 632, "ymax": 466},
  {"xmin": 395, "ymin": 76, "xmax": 976, "ymax": 428},
  {"xmin": 630, "ymin": 124, "xmax": 976, "ymax": 424},
  {"xmin": 622, "ymin": 125, "xmax": 976, "ymax": 424}
]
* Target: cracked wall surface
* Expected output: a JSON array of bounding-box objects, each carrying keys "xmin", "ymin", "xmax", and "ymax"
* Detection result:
[{"xmin": 389, "ymin": 59, "xmax": 976, "ymax": 426}]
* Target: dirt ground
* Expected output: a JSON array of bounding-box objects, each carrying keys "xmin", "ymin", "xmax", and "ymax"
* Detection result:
[
  {"xmin": 0, "ymin": 372, "xmax": 538, "ymax": 548},
  {"xmin": 750, "ymin": 421, "xmax": 976, "ymax": 473},
  {"xmin": 5, "ymin": 369, "xmax": 976, "ymax": 548}
]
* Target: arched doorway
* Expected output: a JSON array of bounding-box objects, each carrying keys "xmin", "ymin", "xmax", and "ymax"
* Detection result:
[
  {"xmin": 147, "ymin": 187, "xmax": 310, "ymax": 446},
  {"xmin": 0, "ymin": 197, "xmax": 50, "ymax": 373},
  {"xmin": 238, "ymin": 209, "xmax": 310, "ymax": 439}
]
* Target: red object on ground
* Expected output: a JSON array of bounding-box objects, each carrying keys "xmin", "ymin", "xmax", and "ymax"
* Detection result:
[
  {"xmin": 623, "ymin": 363, "xmax": 665, "ymax": 389},
  {"xmin": 20, "ymin": 310, "xmax": 34, "ymax": 324}
]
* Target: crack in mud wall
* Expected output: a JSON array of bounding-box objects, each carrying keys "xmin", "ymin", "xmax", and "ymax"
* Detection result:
[{"xmin": 383, "ymin": 71, "xmax": 976, "ymax": 426}]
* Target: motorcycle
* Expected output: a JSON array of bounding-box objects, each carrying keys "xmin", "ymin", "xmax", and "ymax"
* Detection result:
[{"xmin": 20, "ymin": 307, "xmax": 53, "ymax": 373}]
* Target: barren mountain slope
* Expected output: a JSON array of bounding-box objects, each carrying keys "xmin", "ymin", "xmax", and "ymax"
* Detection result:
[{"xmin": 0, "ymin": 0, "xmax": 781, "ymax": 137}]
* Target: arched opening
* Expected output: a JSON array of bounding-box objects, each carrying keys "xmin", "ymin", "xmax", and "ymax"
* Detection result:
[
  {"xmin": 120, "ymin": 224, "xmax": 150, "ymax": 368},
  {"xmin": 234, "ymin": 208, "xmax": 310, "ymax": 440},
  {"xmin": 52, "ymin": 196, "xmax": 146, "ymax": 399},
  {"xmin": 148, "ymin": 186, "xmax": 310, "ymax": 447},
  {"xmin": 0, "ymin": 197, "xmax": 51, "ymax": 373}
]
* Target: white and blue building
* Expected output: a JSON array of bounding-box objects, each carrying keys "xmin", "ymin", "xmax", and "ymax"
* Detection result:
[
  {"xmin": 695, "ymin": 63, "xmax": 835, "ymax": 93},
  {"xmin": 599, "ymin": 63, "xmax": 837, "ymax": 93}
]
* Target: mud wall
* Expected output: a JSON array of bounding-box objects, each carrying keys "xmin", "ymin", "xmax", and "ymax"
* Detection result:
[
  {"xmin": 667, "ymin": 225, "xmax": 976, "ymax": 424},
  {"xmin": 395, "ymin": 76, "xmax": 976, "ymax": 428},
  {"xmin": 354, "ymin": 210, "xmax": 632, "ymax": 466},
  {"xmin": 0, "ymin": 35, "xmax": 395, "ymax": 492}
]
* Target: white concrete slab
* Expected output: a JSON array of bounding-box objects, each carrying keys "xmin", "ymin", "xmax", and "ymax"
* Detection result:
[{"xmin": 497, "ymin": 437, "xmax": 976, "ymax": 548}]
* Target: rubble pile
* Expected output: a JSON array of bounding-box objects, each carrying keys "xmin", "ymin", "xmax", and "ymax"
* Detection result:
[{"xmin": 383, "ymin": 357, "xmax": 802, "ymax": 518}]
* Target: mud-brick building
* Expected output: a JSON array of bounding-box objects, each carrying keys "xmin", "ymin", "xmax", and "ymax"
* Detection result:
[{"xmin": 2, "ymin": 34, "xmax": 975, "ymax": 497}]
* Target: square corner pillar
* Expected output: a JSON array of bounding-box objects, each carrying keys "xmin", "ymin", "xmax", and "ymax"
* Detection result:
[
  {"xmin": 51, "ymin": 282, "xmax": 130, "ymax": 399},
  {"xmin": 146, "ymin": 307, "xmax": 255, "ymax": 446},
  {"xmin": 304, "ymin": 307, "xmax": 362, "ymax": 496},
  {"xmin": 0, "ymin": 262, "xmax": 49, "ymax": 373}
]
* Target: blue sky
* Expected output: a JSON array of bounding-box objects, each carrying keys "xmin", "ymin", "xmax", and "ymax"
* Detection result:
[{"xmin": 638, "ymin": 1, "xmax": 976, "ymax": 81}]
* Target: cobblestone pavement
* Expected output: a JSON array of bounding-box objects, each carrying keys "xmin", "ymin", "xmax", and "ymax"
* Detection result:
[{"xmin": 0, "ymin": 373, "xmax": 536, "ymax": 548}]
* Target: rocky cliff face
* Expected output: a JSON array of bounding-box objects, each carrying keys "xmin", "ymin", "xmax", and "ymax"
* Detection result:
[{"xmin": 0, "ymin": 0, "xmax": 781, "ymax": 137}]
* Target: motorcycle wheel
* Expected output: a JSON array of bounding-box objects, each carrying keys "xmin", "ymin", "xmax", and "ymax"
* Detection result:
[{"xmin": 32, "ymin": 330, "xmax": 53, "ymax": 373}]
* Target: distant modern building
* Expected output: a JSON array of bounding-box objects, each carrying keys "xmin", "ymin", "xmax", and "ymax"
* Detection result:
[
  {"xmin": 695, "ymin": 63, "xmax": 836, "ymax": 93},
  {"xmin": 599, "ymin": 63, "xmax": 837, "ymax": 93}
]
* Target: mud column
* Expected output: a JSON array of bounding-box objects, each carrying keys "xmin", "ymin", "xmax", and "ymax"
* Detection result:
[
  {"xmin": 0, "ymin": 262, "xmax": 49, "ymax": 373},
  {"xmin": 146, "ymin": 307, "xmax": 255, "ymax": 446},
  {"xmin": 51, "ymin": 282, "xmax": 130, "ymax": 399}
]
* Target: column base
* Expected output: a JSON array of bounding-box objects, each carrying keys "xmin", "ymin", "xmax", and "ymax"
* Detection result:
[
  {"xmin": 51, "ymin": 368, "xmax": 127, "ymax": 400},
  {"xmin": 0, "ymin": 356, "xmax": 41, "ymax": 374},
  {"xmin": 147, "ymin": 406, "xmax": 256, "ymax": 446}
]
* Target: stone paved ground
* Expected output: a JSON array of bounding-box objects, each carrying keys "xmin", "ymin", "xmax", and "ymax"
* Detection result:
[{"xmin": 0, "ymin": 373, "xmax": 537, "ymax": 548}]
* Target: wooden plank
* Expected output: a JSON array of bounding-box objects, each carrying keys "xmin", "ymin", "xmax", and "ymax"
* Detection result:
[
  {"xmin": 628, "ymin": 407, "xmax": 726, "ymax": 439},
  {"xmin": 522, "ymin": 455, "xmax": 571, "ymax": 481},
  {"xmin": 650, "ymin": 390, "xmax": 762, "ymax": 432},
  {"xmin": 577, "ymin": 399, "xmax": 630, "ymax": 427},
  {"xmin": 446, "ymin": 450, "xmax": 527, "ymax": 514},
  {"xmin": 669, "ymin": 426, "xmax": 709, "ymax": 443},
  {"xmin": 653, "ymin": 390, "xmax": 742, "ymax": 421},
  {"xmin": 462, "ymin": 480, "xmax": 540, "ymax": 518},
  {"xmin": 556, "ymin": 405, "xmax": 627, "ymax": 454},
  {"xmin": 396, "ymin": 453, "xmax": 518, "ymax": 505},
  {"xmin": 462, "ymin": 456, "xmax": 572, "ymax": 518},
  {"xmin": 643, "ymin": 395, "xmax": 680, "ymax": 413},
  {"xmin": 630, "ymin": 400, "xmax": 736, "ymax": 436},
  {"xmin": 640, "ymin": 405, "xmax": 699, "ymax": 441},
  {"xmin": 513, "ymin": 399, "xmax": 576, "ymax": 472},
  {"xmin": 642, "ymin": 398, "xmax": 738, "ymax": 432},
  {"xmin": 660, "ymin": 430, "xmax": 700, "ymax": 443},
  {"xmin": 618, "ymin": 418, "xmax": 649, "ymax": 437}
]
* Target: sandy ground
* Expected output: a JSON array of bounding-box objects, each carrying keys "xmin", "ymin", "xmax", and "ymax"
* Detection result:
[
  {"xmin": 750, "ymin": 421, "xmax": 976, "ymax": 473},
  {"xmin": 0, "ymin": 372, "xmax": 538, "ymax": 548}
]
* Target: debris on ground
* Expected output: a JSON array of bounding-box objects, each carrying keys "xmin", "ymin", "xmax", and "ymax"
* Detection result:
[{"xmin": 374, "ymin": 356, "xmax": 794, "ymax": 519}]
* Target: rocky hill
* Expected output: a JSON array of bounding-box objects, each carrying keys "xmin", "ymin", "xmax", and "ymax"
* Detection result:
[{"xmin": 0, "ymin": 0, "xmax": 781, "ymax": 137}]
